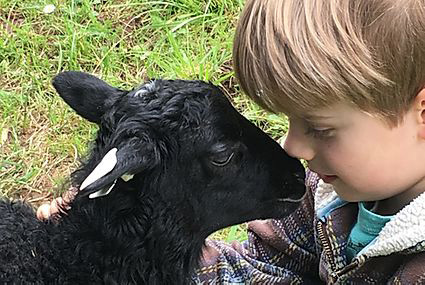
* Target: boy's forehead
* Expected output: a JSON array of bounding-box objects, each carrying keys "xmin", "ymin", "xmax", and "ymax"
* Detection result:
[
  {"xmin": 287, "ymin": 102, "xmax": 362, "ymax": 122},
  {"xmin": 286, "ymin": 106, "xmax": 336, "ymax": 120},
  {"xmin": 303, "ymin": 113, "xmax": 335, "ymax": 121}
]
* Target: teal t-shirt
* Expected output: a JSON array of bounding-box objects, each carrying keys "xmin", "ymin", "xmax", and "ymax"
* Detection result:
[{"xmin": 346, "ymin": 202, "xmax": 393, "ymax": 261}]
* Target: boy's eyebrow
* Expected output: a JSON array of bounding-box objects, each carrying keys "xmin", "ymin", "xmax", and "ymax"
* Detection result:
[{"xmin": 303, "ymin": 114, "xmax": 334, "ymax": 121}]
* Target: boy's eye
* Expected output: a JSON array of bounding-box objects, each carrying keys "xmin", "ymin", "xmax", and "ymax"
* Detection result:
[{"xmin": 305, "ymin": 126, "xmax": 334, "ymax": 139}]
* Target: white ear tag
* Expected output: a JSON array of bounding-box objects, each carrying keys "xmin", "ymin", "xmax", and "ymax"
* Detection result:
[
  {"xmin": 80, "ymin": 148, "xmax": 118, "ymax": 191},
  {"xmin": 89, "ymin": 179, "xmax": 117, "ymax": 199}
]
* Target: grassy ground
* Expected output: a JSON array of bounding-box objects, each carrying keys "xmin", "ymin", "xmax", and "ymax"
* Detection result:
[{"xmin": 0, "ymin": 0, "xmax": 289, "ymax": 242}]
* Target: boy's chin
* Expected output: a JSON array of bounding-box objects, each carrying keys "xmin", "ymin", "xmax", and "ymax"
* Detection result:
[
  {"xmin": 329, "ymin": 184, "xmax": 360, "ymax": 203},
  {"xmin": 334, "ymin": 190, "xmax": 370, "ymax": 203}
]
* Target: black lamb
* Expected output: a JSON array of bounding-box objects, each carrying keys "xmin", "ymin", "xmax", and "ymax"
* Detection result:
[{"xmin": 0, "ymin": 71, "xmax": 306, "ymax": 284}]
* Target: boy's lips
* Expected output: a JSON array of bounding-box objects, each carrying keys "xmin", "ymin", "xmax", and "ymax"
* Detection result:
[
  {"xmin": 308, "ymin": 166, "xmax": 338, "ymax": 183},
  {"xmin": 318, "ymin": 174, "xmax": 338, "ymax": 183}
]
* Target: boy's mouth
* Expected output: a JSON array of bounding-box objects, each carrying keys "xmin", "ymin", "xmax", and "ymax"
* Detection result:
[{"xmin": 318, "ymin": 174, "xmax": 338, "ymax": 183}]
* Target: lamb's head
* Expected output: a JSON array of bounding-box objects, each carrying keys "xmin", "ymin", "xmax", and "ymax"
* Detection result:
[{"xmin": 53, "ymin": 71, "xmax": 305, "ymax": 236}]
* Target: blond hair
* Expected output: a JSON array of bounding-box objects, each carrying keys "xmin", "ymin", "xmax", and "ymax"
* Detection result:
[{"xmin": 233, "ymin": 0, "xmax": 425, "ymax": 124}]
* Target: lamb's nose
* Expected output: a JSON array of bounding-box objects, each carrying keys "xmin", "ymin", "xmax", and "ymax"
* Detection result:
[{"xmin": 286, "ymin": 171, "xmax": 306, "ymax": 202}]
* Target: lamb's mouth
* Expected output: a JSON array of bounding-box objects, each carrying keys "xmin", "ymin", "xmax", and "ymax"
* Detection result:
[
  {"xmin": 277, "ymin": 193, "xmax": 305, "ymax": 203},
  {"xmin": 278, "ymin": 177, "xmax": 306, "ymax": 203}
]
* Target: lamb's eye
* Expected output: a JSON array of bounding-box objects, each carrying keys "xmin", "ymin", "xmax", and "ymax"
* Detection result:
[{"xmin": 210, "ymin": 152, "xmax": 234, "ymax": 167}]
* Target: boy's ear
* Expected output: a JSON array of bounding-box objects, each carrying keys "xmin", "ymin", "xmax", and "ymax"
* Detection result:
[
  {"xmin": 413, "ymin": 88, "xmax": 425, "ymax": 139},
  {"xmin": 52, "ymin": 71, "xmax": 126, "ymax": 124}
]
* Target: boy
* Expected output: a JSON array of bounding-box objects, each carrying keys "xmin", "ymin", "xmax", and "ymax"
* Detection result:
[
  {"xmin": 40, "ymin": 0, "xmax": 425, "ymax": 283},
  {"xmin": 195, "ymin": 0, "xmax": 425, "ymax": 283}
]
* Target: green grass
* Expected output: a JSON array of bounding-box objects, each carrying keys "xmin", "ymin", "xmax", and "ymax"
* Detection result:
[{"xmin": 0, "ymin": 0, "xmax": 289, "ymax": 242}]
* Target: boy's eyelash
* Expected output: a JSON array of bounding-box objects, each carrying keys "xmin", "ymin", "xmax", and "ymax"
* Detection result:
[{"xmin": 305, "ymin": 127, "xmax": 334, "ymax": 139}]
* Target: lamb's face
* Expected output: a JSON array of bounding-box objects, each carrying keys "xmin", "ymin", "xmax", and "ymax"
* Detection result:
[
  {"xmin": 53, "ymin": 71, "xmax": 305, "ymax": 236},
  {"xmin": 145, "ymin": 82, "xmax": 306, "ymax": 234}
]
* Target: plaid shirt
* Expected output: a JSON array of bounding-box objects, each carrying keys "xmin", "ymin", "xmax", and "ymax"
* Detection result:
[{"xmin": 193, "ymin": 171, "xmax": 425, "ymax": 284}]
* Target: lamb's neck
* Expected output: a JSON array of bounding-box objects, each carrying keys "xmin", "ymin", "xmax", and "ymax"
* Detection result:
[
  {"xmin": 144, "ymin": 213, "xmax": 206, "ymax": 282},
  {"xmin": 56, "ymin": 192, "xmax": 206, "ymax": 283}
]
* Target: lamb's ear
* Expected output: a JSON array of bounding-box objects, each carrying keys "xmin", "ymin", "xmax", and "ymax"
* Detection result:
[
  {"xmin": 79, "ymin": 144, "xmax": 161, "ymax": 198},
  {"xmin": 52, "ymin": 71, "xmax": 126, "ymax": 124}
]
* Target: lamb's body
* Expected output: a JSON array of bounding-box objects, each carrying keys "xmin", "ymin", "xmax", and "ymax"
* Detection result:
[
  {"xmin": 1, "ymin": 193, "xmax": 202, "ymax": 284},
  {"xmin": 0, "ymin": 201, "xmax": 88, "ymax": 284},
  {"xmin": 0, "ymin": 72, "xmax": 305, "ymax": 284}
]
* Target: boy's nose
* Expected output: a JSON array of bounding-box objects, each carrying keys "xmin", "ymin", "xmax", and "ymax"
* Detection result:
[{"xmin": 283, "ymin": 129, "xmax": 315, "ymax": 161}]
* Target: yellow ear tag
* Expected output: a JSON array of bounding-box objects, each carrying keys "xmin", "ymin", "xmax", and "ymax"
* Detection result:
[{"xmin": 121, "ymin": 174, "xmax": 134, "ymax": 182}]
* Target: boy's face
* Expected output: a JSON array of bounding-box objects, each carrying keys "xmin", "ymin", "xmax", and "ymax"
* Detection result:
[{"xmin": 283, "ymin": 102, "xmax": 425, "ymax": 213}]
